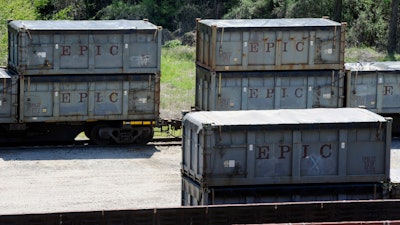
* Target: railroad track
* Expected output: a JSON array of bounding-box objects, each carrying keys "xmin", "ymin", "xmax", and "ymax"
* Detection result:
[{"xmin": 0, "ymin": 137, "xmax": 182, "ymax": 150}]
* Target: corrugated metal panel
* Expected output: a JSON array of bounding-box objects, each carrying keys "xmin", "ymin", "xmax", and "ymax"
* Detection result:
[
  {"xmin": 196, "ymin": 18, "xmax": 346, "ymax": 71},
  {"xmin": 8, "ymin": 20, "xmax": 162, "ymax": 75},
  {"xmin": 345, "ymin": 62, "xmax": 400, "ymax": 113},
  {"xmin": 19, "ymin": 74, "xmax": 159, "ymax": 123},
  {"xmin": 182, "ymin": 108, "xmax": 391, "ymax": 187},
  {"xmin": 0, "ymin": 68, "xmax": 18, "ymax": 123},
  {"xmin": 195, "ymin": 67, "xmax": 345, "ymax": 111}
]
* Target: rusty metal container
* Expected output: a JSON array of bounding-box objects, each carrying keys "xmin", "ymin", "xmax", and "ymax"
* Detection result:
[
  {"xmin": 182, "ymin": 108, "xmax": 391, "ymax": 187},
  {"xmin": 195, "ymin": 66, "xmax": 345, "ymax": 111},
  {"xmin": 196, "ymin": 18, "xmax": 346, "ymax": 71},
  {"xmin": 0, "ymin": 68, "xmax": 18, "ymax": 123},
  {"xmin": 345, "ymin": 62, "xmax": 400, "ymax": 114},
  {"xmin": 8, "ymin": 20, "xmax": 162, "ymax": 75},
  {"xmin": 19, "ymin": 74, "xmax": 159, "ymax": 123}
]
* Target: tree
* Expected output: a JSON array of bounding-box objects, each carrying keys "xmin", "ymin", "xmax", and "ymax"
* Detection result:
[
  {"xmin": 333, "ymin": 0, "xmax": 342, "ymax": 22},
  {"xmin": 388, "ymin": 0, "xmax": 399, "ymax": 54},
  {"xmin": 0, "ymin": 0, "xmax": 38, "ymax": 66}
]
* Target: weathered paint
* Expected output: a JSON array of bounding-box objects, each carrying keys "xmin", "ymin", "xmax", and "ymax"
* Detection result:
[
  {"xmin": 195, "ymin": 66, "xmax": 345, "ymax": 111},
  {"xmin": 8, "ymin": 20, "xmax": 162, "ymax": 75},
  {"xmin": 0, "ymin": 69, "xmax": 18, "ymax": 123},
  {"xmin": 345, "ymin": 62, "xmax": 400, "ymax": 114},
  {"xmin": 196, "ymin": 18, "xmax": 346, "ymax": 71},
  {"xmin": 182, "ymin": 108, "xmax": 391, "ymax": 187},
  {"xmin": 19, "ymin": 74, "xmax": 159, "ymax": 123}
]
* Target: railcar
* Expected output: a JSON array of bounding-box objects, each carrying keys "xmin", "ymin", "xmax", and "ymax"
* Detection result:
[{"xmin": 0, "ymin": 19, "xmax": 162, "ymax": 145}]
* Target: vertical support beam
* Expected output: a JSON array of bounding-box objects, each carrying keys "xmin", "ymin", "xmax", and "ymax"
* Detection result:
[
  {"xmin": 338, "ymin": 129, "xmax": 348, "ymax": 177},
  {"xmin": 210, "ymin": 25, "xmax": 218, "ymax": 70},
  {"xmin": 292, "ymin": 130, "xmax": 301, "ymax": 181}
]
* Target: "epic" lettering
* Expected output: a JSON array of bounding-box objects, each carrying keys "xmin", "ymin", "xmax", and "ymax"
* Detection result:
[
  {"xmin": 61, "ymin": 45, "xmax": 119, "ymax": 56},
  {"xmin": 61, "ymin": 92, "xmax": 119, "ymax": 103},
  {"xmin": 256, "ymin": 144, "xmax": 333, "ymax": 159},
  {"xmin": 249, "ymin": 41, "xmax": 305, "ymax": 53}
]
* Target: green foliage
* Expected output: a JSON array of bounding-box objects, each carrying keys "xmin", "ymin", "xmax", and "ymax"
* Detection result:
[
  {"xmin": 344, "ymin": 0, "xmax": 391, "ymax": 50},
  {"xmin": 160, "ymin": 45, "xmax": 195, "ymax": 119},
  {"xmin": 95, "ymin": 0, "xmax": 146, "ymax": 19},
  {"xmin": 0, "ymin": 0, "xmax": 38, "ymax": 66},
  {"xmin": 286, "ymin": 0, "xmax": 332, "ymax": 18},
  {"xmin": 52, "ymin": 5, "xmax": 75, "ymax": 19},
  {"xmin": 163, "ymin": 40, "xmax": 182, "ymax": 48},
  {"xmin": 223, "ymin": 0, "xmax": 289, "ymax": 19}
]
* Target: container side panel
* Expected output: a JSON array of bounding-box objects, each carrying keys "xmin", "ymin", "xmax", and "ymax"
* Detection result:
[
  {"xmin": 215, "ymin": 31, "xmax": 242, "ymax": 66},
  {"xmin": 21, "ymin": 75, "xmax": 158, "ymax": 122},
  {"xmin": 248, "ymin": 31, "xmax": 276, "ymax": 65},
  {"xmin": 316, "ymin": 29, "xmax": 341, "ymax": 64},
  {"xmin": 196, "ymin": 67, "xmax": 344, "ymax": 111},
  {"xmin": 381, "ymin": 72, "xmax": 400, "ymax": 110},
  {"xmin": 59, "ymin": 34, "xmax": 90, "ymax": 69},
  {"xmin": 209, "ymin": 130, "xmax": 248, "ymax": 183},
  {"xmin": 182, "ymin": 109, "xmax": 390, "ymax": 187},
  {"xmin": 300, "ymin": 129, "xmax": 338, "ymax": 177},
  {"xmin": 247, "ymin": 76, "xmax": 275, "ymax": 110},
  {"xmin": 196, "ymin": 19, "xmax": 344, "ymax": 71},
  {"xmin": 8, "ymin": 21, "xmax": 161, "ymax": 75},
  {"xmin": 93, "ymin": 34, "xmax": 123, "ymax": 68},
  {"xmin": 0, "ymin": 76, "xmax": 18, "ymax": 123},
  {"xmin": 92, "ymin": 82, "xmax": 123, "ymax": 116},
  {"xmin": 347, "ymin": 128, "xmax": 387, "ymax": 177},
  {"xmin": 29, "ymin": 34, "xmax": 54, "ymax": 70},
  {"xmin": 254, "ymin": 130, "xmax": 293, "ymax": 177},
  {"xmin": 281, "ymin": 31, "xmax": 309, "ymax": 65},
  {"xmin": 59, "ymin": 82, "xmax": 89, "ymax": 116},
  {"xmin": 24, "ymin": 82, "xmax": 54, "ymax": 117},
  {"xmin": 129, "ymin": 32, "xmax": 158, "ymax": 69},
  {"xmin": 128, "ymin": 75, "xmax": 156, "ymax": 115},
  {"xmin": 347, "ymin": 71, "xmax": 378, "ymax": 110},
  {"xmin": 347, "ymin": 70, "xmax": 400, "ymax": 113}
]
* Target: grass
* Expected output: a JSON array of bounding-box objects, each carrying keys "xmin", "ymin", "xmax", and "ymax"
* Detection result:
[
  {"xmin": 345, "ymin": 47, "xmax": 400, "ymax": 62},
  {"xmin": 159, "ymin": 44, "xmax": 196, "ymax": 120}
]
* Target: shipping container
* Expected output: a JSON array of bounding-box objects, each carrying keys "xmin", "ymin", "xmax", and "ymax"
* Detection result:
[
  {"xmin": 0, "ymin": 68, "xmax": 18, "ymax": 123},
  {"xmin": 8, "ymin": 20, "xmax": 162, "ymax": 75},
  {"xmin": 345, "ymin": 62, "xmax": 400, "ymax": 114},
  {"xmin": 196, "ymin": 18, "xmax": 346, "ymax": 72},
  {"xmin": 182, "ymin": 108, "xmax": 391, "ymax": 187},
  {"xmin": 19, "ymin": 74, "xmax": 159, "ymax": 123},
  {"xmin": 195, "ymin": 66, "xmax": 345, "ymax": 111},
  {"xmin": 181, "ymin": 175, "xmax": 387, "ymax": 206}
]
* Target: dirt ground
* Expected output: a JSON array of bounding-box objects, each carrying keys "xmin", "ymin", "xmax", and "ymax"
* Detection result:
[{"xmin": 0, "ymin": 138, "xmax": 400, "ymax": 215}]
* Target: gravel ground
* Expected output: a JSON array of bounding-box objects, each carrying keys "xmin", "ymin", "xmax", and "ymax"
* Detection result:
[
  {"xmin": 0, "ymin": 144, "xmax": 182, "ymax": 215},
  {"xmin": 0, "ymin": 138, "xmax": 400, "ymax": 215}
]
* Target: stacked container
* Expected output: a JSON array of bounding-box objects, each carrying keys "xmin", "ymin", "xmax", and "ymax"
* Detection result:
[
  {"xmin": 181, "ymin": 108, "xmax": 392, "ymax": 205},
  {"xmin": 345, "ymin": 62, "xmax": 400, "ymax": 133},
  {"xmin": 183, "ymin": 18, "xmax": 390, "ymax": 206},
  {"xmin": 194, "ymin": 18, "xmax": 347, "ymax": 111},
  {"xmin": 4, "ymin": 20, "xmax": 162, "ymax": 144}
]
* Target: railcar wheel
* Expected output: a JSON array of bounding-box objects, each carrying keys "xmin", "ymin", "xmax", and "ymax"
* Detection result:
[
  {"xmin": 134, "ymin": 126, "xmax": 154, "ymax": 145},
  {"xmin": 90, "ymin": 123, "xmax": 113, "ymax": 146}
]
